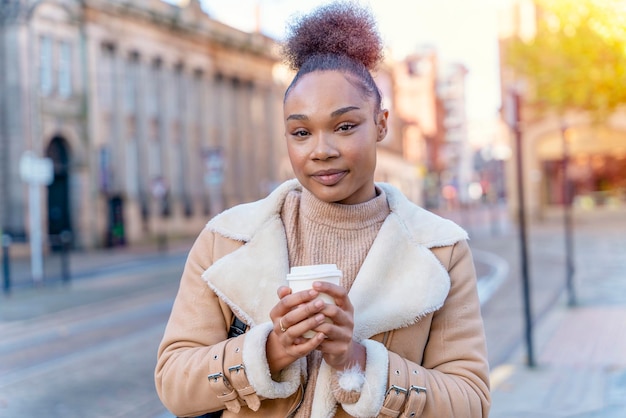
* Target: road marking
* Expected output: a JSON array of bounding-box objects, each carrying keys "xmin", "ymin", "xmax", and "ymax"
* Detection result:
[
  {"xmin": 473, "ymin": 248, "xmax": 509, "ymax": 305},
  {"xmin": 489, "ymin": 363, "xmax": 515, "ymax": 391}
]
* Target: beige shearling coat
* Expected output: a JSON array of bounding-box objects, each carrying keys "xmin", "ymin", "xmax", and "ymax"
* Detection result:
[{"xmin": 155, "ymin": 179, "xmax": 490, "ymax": 417}]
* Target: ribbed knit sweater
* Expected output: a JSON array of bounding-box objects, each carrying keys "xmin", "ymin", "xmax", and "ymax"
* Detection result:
[
  {"xmin": 281, "ymin": 186, "xmax": 389, "ymax": 289},
  {"xmin": 280, "ymin": 186, "xmax": 390, "ymax": 416}
]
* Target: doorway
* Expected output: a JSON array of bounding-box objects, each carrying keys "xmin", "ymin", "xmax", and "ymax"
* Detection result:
[{"xmin": 46, "ymin": 136, "xmax": 72, "ymax": 250}]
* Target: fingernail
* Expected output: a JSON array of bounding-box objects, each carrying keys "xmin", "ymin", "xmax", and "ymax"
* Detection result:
[
  {"xmin": 316, "ymin": 314, "xmax": 325, "ymax": 322},
  {"xmin": 314, "ymin": 299, "xmax": 324, "ymax": 308}
]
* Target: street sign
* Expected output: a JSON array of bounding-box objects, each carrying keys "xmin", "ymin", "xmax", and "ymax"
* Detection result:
[{"xmin": 19, "ymin": 151, "xmax": 53, "ymax": 185}]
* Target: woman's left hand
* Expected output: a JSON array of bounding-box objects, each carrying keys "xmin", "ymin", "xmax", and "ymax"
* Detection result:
[{"xmin": 312, "ymin": 281, "xmax": 366, "ymax": 371}]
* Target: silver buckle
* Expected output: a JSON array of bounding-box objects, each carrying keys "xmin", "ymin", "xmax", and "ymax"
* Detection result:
[
  {"xmin": 207, "ymin": 372, "xmax": 224, "ymax": 382},
  {"xmin": 386, "ymin": 384, "xmax": 407, "ymax": 396},
  {"xmin": 410, "ymin": 385, "xmax": 427, "ymax": 394},
  {"xmin": 228, "ymin": 364, "xmax": 245, "ymax": 373}
]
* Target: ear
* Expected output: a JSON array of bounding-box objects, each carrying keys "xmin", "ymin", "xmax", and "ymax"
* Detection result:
[{"xmin": 376, "ymin": 109, "xmax": 389, "ymax": 142}]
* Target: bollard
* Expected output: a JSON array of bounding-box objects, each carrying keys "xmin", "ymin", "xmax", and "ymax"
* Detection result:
[
  {"xmin": 2, "ymin": 234, "xmax": 11, "ymax": 294},
  {"xmin": 60, "ymin": 230, "xmax": 72, "ymax": 283},
  {"xmin": 157, "ymin": 233, "xmax": 168, "ymax": 253}
]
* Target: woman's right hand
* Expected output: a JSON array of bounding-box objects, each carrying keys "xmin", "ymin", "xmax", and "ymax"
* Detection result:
[{"xmin": 266, "ymin": 286, "xmax": 328, "ymax": 373}]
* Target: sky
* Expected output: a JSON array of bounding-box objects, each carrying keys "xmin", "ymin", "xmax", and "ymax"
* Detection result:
[{"xmin": 171, "ymin": 0, "xmax": 514, "ymax": 122}]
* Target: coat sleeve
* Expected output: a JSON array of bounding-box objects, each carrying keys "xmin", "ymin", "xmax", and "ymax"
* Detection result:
[
  {"xmin": 339, "ymin": 240, "xmax": 491, "ymax": 417},
  {"xmin": 154, "ymin": 227, "xmax": 233, "ymax": 416},
  {"xmin": 395, "ymin": 239, "xmax": 490, "ymax": 417},
  {"xmin": 411, "ymin": 239, "xmax": 491, "ymax": 417},
  {"xmin": 154, "ymin": 227, "xmax": 303, "ymax": 417}
]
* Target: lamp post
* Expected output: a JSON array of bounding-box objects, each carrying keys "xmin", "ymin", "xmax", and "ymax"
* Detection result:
[
  {"xmin": 506, "ymin": 87, "xmax": 535, "ymax": 368},
  {"xmin": 561, "ymin": 124, "xmax": 576, "ymax": 306}
]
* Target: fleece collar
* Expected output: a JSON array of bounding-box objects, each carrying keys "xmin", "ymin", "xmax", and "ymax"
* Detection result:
[{"xmin": 202, "ymin": 179, "xmax": 468, "ymax": 339}]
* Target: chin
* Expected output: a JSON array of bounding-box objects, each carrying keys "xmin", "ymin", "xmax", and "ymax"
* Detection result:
[{"xmin": 307, "ymin": 185, "xmax": 347, "ymax": 203}]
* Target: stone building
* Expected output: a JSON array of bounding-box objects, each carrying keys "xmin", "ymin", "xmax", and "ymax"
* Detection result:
[
  {"xmin": 1, "ymin": 0, "xmax": 289, "ymax": 248},
  {"xmin": 1, "ymin": 0, "xmax": 431, "ymax": 250}
]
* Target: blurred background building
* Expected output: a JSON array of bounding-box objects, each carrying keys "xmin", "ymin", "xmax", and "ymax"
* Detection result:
[
  {"xmin": 1, "ymin": 0, "xmax": 291, "ymax": 248},
  {"xmin": 498, "ymin": 0, "xmax": 626, "ymax": 219},
  {"xmin": 1, "ymin": 0, "xmax": 471, "ymax": 250}
]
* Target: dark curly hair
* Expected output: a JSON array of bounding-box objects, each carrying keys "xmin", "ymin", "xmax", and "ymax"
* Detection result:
[{"xmin": 282, "ymin": 1, "xmax": 385, "ymax": 111}]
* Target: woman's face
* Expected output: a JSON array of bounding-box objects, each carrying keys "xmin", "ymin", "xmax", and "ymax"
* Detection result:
[{"xmin": 283, "ymin": 71, "xmax": 388, "ymax": 205}]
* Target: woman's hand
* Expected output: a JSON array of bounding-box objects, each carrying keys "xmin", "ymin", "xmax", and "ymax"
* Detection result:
[
  {"xmin": 267, "ymin": 286, "xmax": 328, "ymax": 373},
  {"xmin": 311, "ymin": 281, "xmax": 366, "ymax": 371}
]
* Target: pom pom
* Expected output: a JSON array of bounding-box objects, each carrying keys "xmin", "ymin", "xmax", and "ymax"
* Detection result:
[
  {"xmin": 331, "ymin": 365, "xmax": 366, "ymax": 404},
  {"xmin": 337, "ymin": 365, "xmax": 366, "ymax": 392}
]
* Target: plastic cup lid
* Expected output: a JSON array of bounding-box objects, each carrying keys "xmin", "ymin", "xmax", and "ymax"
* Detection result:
[{"xmin": 287, "ymin": 264, "xmax": 342, "ymax": 280}]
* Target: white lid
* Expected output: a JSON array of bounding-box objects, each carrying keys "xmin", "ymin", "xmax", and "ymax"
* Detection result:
[{"xmin": 287, "ymin": 264, "xmax": 342, "ymax": 280}]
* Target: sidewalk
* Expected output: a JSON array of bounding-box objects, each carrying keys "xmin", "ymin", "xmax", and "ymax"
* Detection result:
[
  {"xmin": 479, "ymin": 210, "xmax": 626, "ymax": 418},
  {"xmin": 1, "ymin": 237, "xmax": 194, "ymax": 291},
  {"xmin": 490, "ymin": 304, "xmax": 626, "ymax": 417}
]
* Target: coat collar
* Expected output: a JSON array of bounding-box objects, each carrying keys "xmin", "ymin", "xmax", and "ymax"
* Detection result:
[{"xmin": 203, "ymin": 180, "xmax": 468, "ymax": 339}]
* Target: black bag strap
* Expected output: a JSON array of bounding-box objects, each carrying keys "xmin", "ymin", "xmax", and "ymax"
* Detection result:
[{"xmin": 229, "ymin": 315, "xmax": 248, "ymax": 338}]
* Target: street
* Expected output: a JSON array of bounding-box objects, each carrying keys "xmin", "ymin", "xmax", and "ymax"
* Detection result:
[
  {"xmin": 0, "ymin": 255, "xmax": 184, "ymax": 417},
  {"xmin": 1, "ymin": 206, "xmax": 625, "ymax": 417}
]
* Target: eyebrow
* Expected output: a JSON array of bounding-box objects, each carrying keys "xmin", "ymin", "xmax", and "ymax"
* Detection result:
[
  {"xmin": 331, "ymin": 106, "xmax": 360, "ymax": 118},
  {"xmin": 286, "ymin": 106, "xmax": 361, "ymax": 121}
]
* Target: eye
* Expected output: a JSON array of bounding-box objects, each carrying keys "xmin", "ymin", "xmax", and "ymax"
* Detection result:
[
  {"xmin": 336, "ymin": 122, "xmax": 356, "ymax": 132},
  {"xmin": 291, "ymin": 129, "xmax": 310, "ymax": 138}
]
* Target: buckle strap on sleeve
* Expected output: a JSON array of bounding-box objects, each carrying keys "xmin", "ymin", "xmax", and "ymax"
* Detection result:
[
  {"xmin": 379, "ymin": 352, "xmax": 409, "ymax": 417},
  {"xmin": 225, "ymin": 338, "xmax": 261, "ymax": 411},
  {"xmin": 207, "ymin": 342, "xmax": 241, "ymax": 413},
  {"xmin": 400, "ymin": 383, "xmax": 427, "ymax": 418}
]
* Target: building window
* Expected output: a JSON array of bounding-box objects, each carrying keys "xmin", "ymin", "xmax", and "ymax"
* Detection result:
[
  {"xmin": 40, "ymin": 36, "xmax": 53, "ymax": 95},
  {"xmin": 126, "ymin": 137, "xmax": 139, "ymax": 197},
  {"xmin": 124, "ymin": 52, "xmax": 139, "ymax": 114},
  {"xmin": 99, "ymin": 44, "xmax": 115, "ymax": 111},
  {"xmin": 174, "ymin": 63, "xmax": 185, "ymax": 118},
  {"xmin": 192, "ymin": 69, "xmax": 203, "ymax": 127},
  {"xmin": 147, "ymin": 58, "xmax": 161, "ymax": 117},
  {"xmin": 58, "ymin": 41, "xmax": 72, "ymax": 98}
]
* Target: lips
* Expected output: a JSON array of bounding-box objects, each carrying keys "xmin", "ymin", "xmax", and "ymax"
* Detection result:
[{"xmin": 311, "ymin": 169, "xmax": 347, "ymax": 186}]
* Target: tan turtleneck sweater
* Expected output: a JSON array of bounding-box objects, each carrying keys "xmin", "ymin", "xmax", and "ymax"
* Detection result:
[
  {"xmin": 281, "ymin": 186, "xmax": 389, "ymax": 289},
  {"xmin": 280, "ymin": 186, "xmax": 390, "ymax": 416}
]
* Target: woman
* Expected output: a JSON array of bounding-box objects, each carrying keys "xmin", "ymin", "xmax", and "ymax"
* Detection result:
[{"xmin": 155, "ymin": 2, "xmax": 490, "ymax": 417}]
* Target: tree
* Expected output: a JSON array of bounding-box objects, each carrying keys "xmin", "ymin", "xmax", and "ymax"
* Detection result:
[
  {"xmin": 504, "ymin": 0, "xmax": 626, "ymax": 119},
  {"xmin": 503, "ymin": 0, "xmax": 626, "ymax": 308}
]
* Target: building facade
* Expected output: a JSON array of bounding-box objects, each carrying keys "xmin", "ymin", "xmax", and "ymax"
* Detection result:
[
  {"xmin": 391, "ymin": 49, "xmax": 444, "ymax": 208},
  {"xmin": 1, "ymin": 0, "xmax": 289, "ymax": 248},
  {"xmin": 1, "ymin": 0, "xmax": 430, "ymax": 250},
  {"xmin": 498, "ymin": 0, "xmax": 626, "ymax": 219},
  {"xmin": 438, "ymin": 62, "xmax": 471, "ymax": 206}
]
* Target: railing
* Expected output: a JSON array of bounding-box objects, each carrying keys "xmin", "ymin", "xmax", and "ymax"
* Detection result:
[{"xmin": 1, "ymin": 231, "xmax": 73, "ymax": 294}]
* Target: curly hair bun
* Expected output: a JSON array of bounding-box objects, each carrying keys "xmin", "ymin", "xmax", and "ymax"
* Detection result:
[{"xmin": 282, "ymin": 1, "xmax": 384, "ymax": 72}]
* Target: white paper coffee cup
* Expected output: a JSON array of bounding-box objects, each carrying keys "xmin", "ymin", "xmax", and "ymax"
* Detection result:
[{"xmin": 286, "ymin": 264, "xmax": 342, "ymax": 338}]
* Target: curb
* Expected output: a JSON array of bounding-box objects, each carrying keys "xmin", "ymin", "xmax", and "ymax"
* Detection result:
[{"xmin": 474, "ymin": 248, "xmax": 509, "ymax": 305}]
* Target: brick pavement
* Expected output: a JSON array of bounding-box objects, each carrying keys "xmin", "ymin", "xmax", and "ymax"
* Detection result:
[{"xmin": 486, "ymin": 208, "xmax": 626, "ymax": 418}]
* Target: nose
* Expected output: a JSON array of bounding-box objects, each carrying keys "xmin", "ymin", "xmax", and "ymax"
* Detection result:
[{"xmin": 310, "ymin": 133, "xmax": 339, "ymax": 161}]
